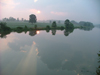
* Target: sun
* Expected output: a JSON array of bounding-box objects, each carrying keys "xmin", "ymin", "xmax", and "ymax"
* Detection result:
[
  {"xmin": 37, "ymin": 11, "xmax": 40, "ymax": 13},
  {"xmin": 36, "ymin": 31, "xmax": 40, "ymax": 34}
]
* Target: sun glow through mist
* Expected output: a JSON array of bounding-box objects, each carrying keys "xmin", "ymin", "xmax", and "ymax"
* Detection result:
[
  {"xmin": 34, "ymin": 0, "xmax": 38, "ymax": 2},
  {"xmin": 37, "ymin": 11, "xmax": 41, "ymax": 14},
  {"xmin": 36, "ymin": 31, "xmax": 40, "ymax": 34}
]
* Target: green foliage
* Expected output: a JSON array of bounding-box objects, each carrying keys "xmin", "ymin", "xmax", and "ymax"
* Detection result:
[
  {"xmin": 24, "ymin": 25, "xmax": 28, "ymax": 30},
  {"xmin": 0, "ymin": 22, "xmax": 11, "ymax": 31},
  {"xmin": 29, "ymin": 14, "xmax": 37, "ymax": 24},
  {"xmin": 46, "ymin": 25, "xmax": 50, "ymax": 29},
  {"xmin": 64, "ymin": 19, "xmax": 74, "ymax": 29},
  {"xmin": 52, "ymin": 21, "xmax": 57, "ymax": 28},
  {"xmin": 0, "ymin": 22, "xmax": 12, "ymax": 38},
  {"xmin": 46, "ymin": 25, "xmax": 50, "ymax": 33},
  {"xmin": 60, "ymin": 26, "xmax": 64, "ymax": 30},
  {"xmin": 79, "ymin": 21, "xmax": 94, "ymax": 27},
  {"xmin": 17, "ymin": 27, "xmax": 23, "ymax": 29},
  {"xmin": 34, "ymin": 25, "xmax": 37, "ymax": 29}
]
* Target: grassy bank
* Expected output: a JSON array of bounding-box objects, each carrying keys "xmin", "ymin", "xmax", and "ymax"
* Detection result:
[{"xmin": 3, "ymin": 21, "xmax": 65, "ymax": 28}]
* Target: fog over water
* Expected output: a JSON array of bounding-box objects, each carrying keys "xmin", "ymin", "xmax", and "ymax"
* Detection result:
[{"xmin": 0, "ymin": 0, "xmax": 100, "ymax": 24}]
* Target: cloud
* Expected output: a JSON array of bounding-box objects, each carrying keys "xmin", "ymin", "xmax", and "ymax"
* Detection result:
[
  {"xmin": 30, "ymin": 9, "xmax": 41, "ymax": 14},
  {"xmin": 34, "ymin": 0, "xmax": 38, "ymax": 2},
  {"xmin": 0, "ymin": 0, "xmax": 20, "ymax": 10},
  {"xmin": 0, "ymin": 34, "xmax": 18, "ymax": 51},
  {"xmin": 51, "ymin": 11, "xmax": 67, "ymax": 16}
]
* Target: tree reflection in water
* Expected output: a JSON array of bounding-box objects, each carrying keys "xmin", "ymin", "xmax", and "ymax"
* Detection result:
[
  {"xmin": 29, "ymin": 30, "xmax": 37, "ymax": 36},
  {"xmin": 51, "ymin": 29, "xmax": 56, "ymax": 35},
  {"xmin": 64, "ymin": 28, "xmax": 74, "ymax": 36}
]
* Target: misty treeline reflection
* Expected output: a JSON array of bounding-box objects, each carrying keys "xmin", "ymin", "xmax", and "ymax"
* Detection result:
[{"xmin": 0, "ymin": 27, "xmax": 94, "ymax": 38}]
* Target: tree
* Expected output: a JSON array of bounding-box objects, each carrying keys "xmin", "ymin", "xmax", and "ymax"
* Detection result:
[
  {"xmin": 64, "ymin": 19, "xmax": 74, "ymax": 28},
  {"xmin": 52, "ymin": 21, "xmax": 57, "ymax": 28},
  {"xmin": 9, "ymin": 17, "xmax": 16, "ymax": 21},
  {"xmin": 46, "ymin": 25, "xmax": 50, "ymax": 33},
  {"xmin": 29, "ymin": 14, "xmax": 37, "ymax": 24},
  {"xmin": 58, "ymin": 20, "xmax": 60, "ymax": 24},
  {"xmin": 50, "ymin": 20, "xmax": 52, "ymax": 23},
  {"xmin": 17, "ymin": 18, "xmax": 19, "ymax": 21}
]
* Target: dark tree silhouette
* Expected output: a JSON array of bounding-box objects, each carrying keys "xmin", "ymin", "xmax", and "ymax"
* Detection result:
[
  {"xmin": 29, "ymin": 30, "xmax": 37, "ymax": 36},
  {"xmin": 52, "ymin": 21, "xmax": 57, "ymax": 28},
  {"xmin": 64, "ymin": 19, "xmax": 74, "ymax": 28},
  {"xmin": 64, "ymin": 29, "xmax": 74, "ymax": 36},
  {"xmin": 29, "ymin": 14, "xmax": 37, "ymax": 24},
  {"xmin": 51, "ymin": 29, "xmax": 56, "ymax": 35}
]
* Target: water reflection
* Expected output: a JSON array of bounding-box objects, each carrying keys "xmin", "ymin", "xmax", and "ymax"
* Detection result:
[
  {"xmin": 0, "ymin": 27, "xmax": 99, "ymax": 75},
  {"xmin": 64, "ymin": 28, "xmax": 74, "ymax": 36},
  {"xmin": 51, "ymin": 29, "xmax": 56, "ymax": 35},
  {"xmin": 29, "ymin": 30, "xmax": 37, "ymax": 36},
  {"xmin": 79, "ymin": 27, "xmax": 94, "ymax": 31},
  {"xmin": 0, "ymin": 26, "xmax": 95, "ymax": 38},
  {"xmin": 0, "ymin": 29, "xmax": 74, "ymax": 38}
]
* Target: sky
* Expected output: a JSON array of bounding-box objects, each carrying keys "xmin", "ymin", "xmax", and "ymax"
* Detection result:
[{"xmin": 0, "ymin": 0, "xmax": 100, "ymax": 24}]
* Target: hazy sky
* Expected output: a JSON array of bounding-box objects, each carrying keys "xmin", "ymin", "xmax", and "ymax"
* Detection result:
[{"xmin": 0, "ymin": 0, "xmax": 100, "ymax": 24}]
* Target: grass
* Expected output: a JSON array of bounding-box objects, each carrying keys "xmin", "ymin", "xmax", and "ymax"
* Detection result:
[{"xmin": 4, "ymin": 21, "xmax": 65, "ymax": 28}]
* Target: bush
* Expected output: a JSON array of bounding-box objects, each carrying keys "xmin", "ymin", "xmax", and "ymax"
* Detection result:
[
  {"xmin": 17, "ymin": 27, "xmax": 23, "ymax": 29},
  {"xmin": 60, "ymin": 26, "xmax": 64, "ymax": 30},
  {"xmin": 25, "ymin": 25, "xmax": 28, "ymax": 29},
  {"xmin": 0, "ymin": 22, "xmax": 11, "ymax": 31},
  {"xmin": 46, "ymin": 25, "xmax": 50, "ymax": 29},
  {"xmin": 52, "ymin": 21, "xmax": 57, "ymax": 28},
  {"xmin": 34, "ymin": 25, "xmax": 37, "ymax": 29},
  {"xmin": 64, "ymin": 19, "xmax": 74, "ymax": 29}
]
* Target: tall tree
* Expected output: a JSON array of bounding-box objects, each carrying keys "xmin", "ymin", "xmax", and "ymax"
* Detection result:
[
  {"xmin": 52, "ymin": 21, "xmax": 57, "ymax": 28},
  {"xmin": 64, "ymin": 19, "xmax": 74, "ymax": 28},
  {"xmin": 29, "ymin": 14, "xmax": 37, "ymax": 24}
]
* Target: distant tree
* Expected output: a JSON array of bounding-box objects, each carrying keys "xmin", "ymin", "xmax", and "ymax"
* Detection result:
[
  {"xmin": 17, "ymin": 18, "xmax": 19, "ymax": 21},
  {"xmin": 50, "ymin": 20, "xmax": 52, "ymax": 23},
  {"xmin": 22, "ymin": 18, "xmax": 24, "ymax": 21},
  {"xmin": 52, "ymin": 21, "xmax": 57, "ymax": 28},
  {"xmin": 9, "ymin": 17, "xmax": 16, "ymax": 21},
  {"xmin": 64, "ymin": 19, "xmax": 74, "ymax": 28},
  {"xmin": 79, "ymin": 21, "xmax": 94, "ymax": 27},
  {"xmin": 46, "ymin": 25, "xmax": 50, "ymax": 33},
  {"xmin": 58, "ymin": 20, "xmax": 60, "ymax": 24},
  {"xmin": 29, "ymin": 14, "xmax": 37, "ymax": 24},
  {"xmin": 64, "ymin": 19, "xmax": 70, "ymax": 27},
  {"xmin": 3, "ymin": 18, "xmax": 9, "ymax": 21}
]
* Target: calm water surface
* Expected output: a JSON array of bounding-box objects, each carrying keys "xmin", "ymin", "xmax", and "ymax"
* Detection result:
[{"xmin": 0, "ymin": 28, "xmax": 100, "ymax": 75}]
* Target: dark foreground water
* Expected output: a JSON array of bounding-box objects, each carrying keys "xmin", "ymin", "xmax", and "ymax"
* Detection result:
[{"xmin": 0, "ymin": 28, "xmax": 100, "ymax": 75}]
